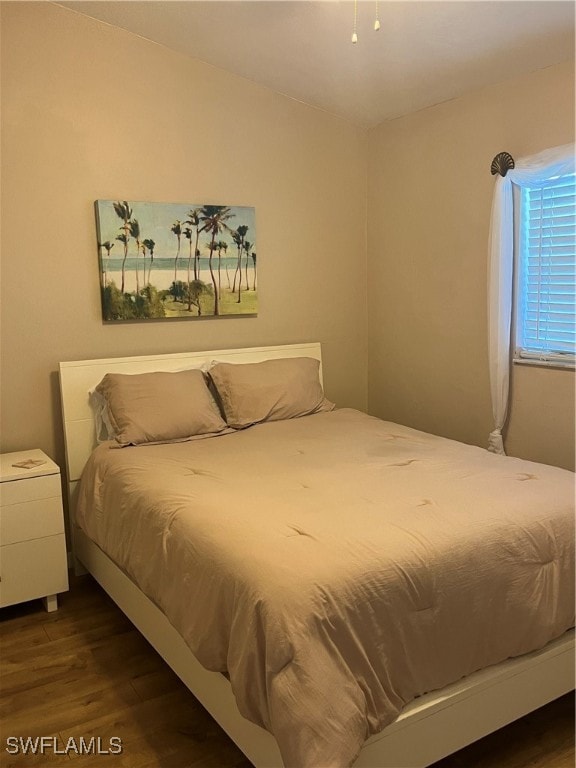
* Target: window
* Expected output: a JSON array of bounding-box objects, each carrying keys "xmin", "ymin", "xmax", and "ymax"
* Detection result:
[{"xmin": 515, "ymin": 172, "xmax": 576, "ymax": 368}]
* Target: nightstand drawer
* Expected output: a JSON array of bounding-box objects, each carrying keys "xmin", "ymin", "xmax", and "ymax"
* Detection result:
[
  {"xmin": 0, "ymin": 534, "xmax": 68, "ymax": 608},
  {"xmin": 0, "ymin": 474, "xmax": 61, "ymax": 506},
  {"xmin": 0, "ymin": 496, "xmax": 65, "ymax": 545}
]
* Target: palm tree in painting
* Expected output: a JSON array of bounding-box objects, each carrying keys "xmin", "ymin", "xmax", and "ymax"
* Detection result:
[
  {"xmin": 112, "ymin": 201, "xmax": 133, "ymax": 292},
  {"xmin": 217, "ymin": 241, "xmax": 230, "ymax": 288},
  {"xmin": 243, "ymin": 240, "xmax": 253, "ymax": 292},
  {"xmin": 128, "ymin": 219, "xmax": 141, "ymax": 293},
  {"xmin": 235, "ymin": 227, "xmax": 249, "ymax": 303},
  {"xmin": 98, "ymin": 240, "xmax": 114, "ymax": 287},
  {"xmin": 143, "ymin": 238, "xmax": 155, "ymax": 284},
  {"xmin": 251, "ymin": 252, "xmax": 257, "ymax": 290},
  {"xmin": 183, "ymin": 227, "xmax": 193, "ymax": 309},
  {"xmin": 185, "ymin": 209, "xmax": 202, "ymax": 281},
  {"xmin": 231, "ymin": 231, "xmax": 242, "ymax": 293},
  {"xmin": 171, "ymin": 220, "xmax": 183, "ymax": 286},
  {"xmin": 205, "ymin": 241, "xmax": 218, "ymax": 294},
  {"xmin": 141, "ymin": 242, "xmax": 148, "ymax": 285},
  {"xmin": 232, "ymin": 225, "xmax": 248, "ymax": 295},
  {"xmin": 115, "ymin": 233, "xmax": 129, "ymax": 292},
  {"xmin": 199, "ymin": 205, "xmax": 235, "ymax": 316}
]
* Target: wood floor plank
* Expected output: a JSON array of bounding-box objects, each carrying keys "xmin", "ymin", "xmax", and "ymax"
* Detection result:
[
  {"xmin": 0, "ymin": 623, "xmax": 50, "ymax": 655},
  {"xmin": 1, "ymin": 630, "xmax": 164, "ymax": 698},
  {"xmin": 42, "ymin": 604, "xmax": 132, "ymax": 642},
  {"xmin": 0, "ymin": 575, "xmax": 573, "ymax": 768},
  {"xmin": 1, "ymin": 668, "xmax": 153, "ymax": 720},
  {"xmin": 61, "ymin": 689, "xmax": 200, "ymax": 748},
  {"xmin": 3, "ymin": 682, "xmax": 142, "ymax": 739},
  {"xmin": 129, "ymin": 667, "xmax": 185, "ymax": 702},
  {"xmin": 2, "ymin": 623, "xmax": 155, "ymax": 672}
]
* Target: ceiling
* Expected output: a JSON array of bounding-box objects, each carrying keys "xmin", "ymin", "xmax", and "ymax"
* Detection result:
[{"xmin": 58, "ymin": 1, "xmax": 575, "ymax": 127}]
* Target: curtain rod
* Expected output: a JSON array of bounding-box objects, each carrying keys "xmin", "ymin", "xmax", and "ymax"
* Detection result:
[{"xmin": 491, "ymin": 152, "xmax": 515, "ymax": 177}]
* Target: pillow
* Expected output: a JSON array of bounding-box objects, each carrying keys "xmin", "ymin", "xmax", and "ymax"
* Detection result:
[
  {"xmin": 208, "ymin": 357, "xmax": 335, "ymax": 429},
  {"xmin": 95, "ymin": 369, "xmax": 230, "ymax": 446}
]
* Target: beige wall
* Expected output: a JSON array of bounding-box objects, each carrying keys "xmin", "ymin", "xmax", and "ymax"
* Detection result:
[
  {"xmin": 2, "ymin": 4, "xmax": 574, "ymax": 476},
  {"xmin": 367, "ymin": 61, "xmax": 575, "ymax": 470},
  {"xmin": 0, "ymin": 2, "xmax": 368, "ymax": 468}
]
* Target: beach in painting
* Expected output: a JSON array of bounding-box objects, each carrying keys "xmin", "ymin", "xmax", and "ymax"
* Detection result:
[
  {"xmin": 96, "ymin": 200, "xmax": 257, "ymax": 321},
  {"xmin": 102, "ymin": 257, "xmax": 254, "ymax": 292}
]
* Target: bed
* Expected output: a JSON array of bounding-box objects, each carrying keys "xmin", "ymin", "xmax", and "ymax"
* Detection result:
[{"xmin": 59, "ymin": 342, "xmax": 575, "ymax": 768}]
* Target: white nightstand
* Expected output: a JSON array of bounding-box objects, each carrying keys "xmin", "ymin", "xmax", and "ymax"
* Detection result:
[{"xmin": 0, "ymin": 449, "xmax": 69, "ymax": 612}]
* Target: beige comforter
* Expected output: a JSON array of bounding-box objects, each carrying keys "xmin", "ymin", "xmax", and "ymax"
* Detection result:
[{"xmin": 76, "ymin": 409, "xmax": 575, "ymax": 767}]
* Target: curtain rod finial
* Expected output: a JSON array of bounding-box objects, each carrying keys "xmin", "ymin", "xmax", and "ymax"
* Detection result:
[{"xmin": 491, "ymin": 152, "xmax": 515, "ymax": 177}]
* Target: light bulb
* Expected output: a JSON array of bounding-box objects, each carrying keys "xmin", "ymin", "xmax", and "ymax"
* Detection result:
[
  {"xmin": 351, "ymin": 31, "xmax": 358, "ymax": 43},
  {"xmin": 374, "ymin": 19, "xmax": 381, "ymax": 31}
]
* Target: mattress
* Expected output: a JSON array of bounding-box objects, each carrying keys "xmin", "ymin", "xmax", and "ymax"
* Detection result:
[{"xmin": 75, "ymin": 408, "xmax": 575, "ymax": 768}]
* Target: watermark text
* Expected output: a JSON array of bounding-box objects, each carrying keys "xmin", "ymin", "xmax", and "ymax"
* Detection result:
[{"xmin": 5, "ymin": 736, "xmax": 123, "ymax": 756}]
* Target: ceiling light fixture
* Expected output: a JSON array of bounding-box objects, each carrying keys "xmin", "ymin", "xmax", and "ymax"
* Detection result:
[{"xmin": 352, "ymin": 1, "xmax": 381, "ymax": 44}]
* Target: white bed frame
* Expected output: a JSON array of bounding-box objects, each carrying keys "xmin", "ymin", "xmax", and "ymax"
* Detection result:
[{"xmin": 59, "ymin": 342, "xmax": 575, "ymax": 768}]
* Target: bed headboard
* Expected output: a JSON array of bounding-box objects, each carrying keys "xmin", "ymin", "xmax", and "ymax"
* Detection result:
[{"xmin": 59, "ymin": 342, "xmax": 323, "ymax": 487}]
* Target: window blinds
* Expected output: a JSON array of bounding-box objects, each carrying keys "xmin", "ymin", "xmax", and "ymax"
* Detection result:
[{"xmin": 517, "ymin": 173, "xmax": 576, "ymax": 364}]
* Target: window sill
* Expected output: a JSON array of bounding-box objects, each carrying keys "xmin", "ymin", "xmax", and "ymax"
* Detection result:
[{"xmin": 513, "ymin": 357, "xmax": 575, "ymax": 372}]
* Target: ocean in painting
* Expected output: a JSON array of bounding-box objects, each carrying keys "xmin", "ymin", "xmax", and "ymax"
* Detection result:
[
  {"xmin": 102, "ymin": 257, "xmax": 250, "ymax": 291},
  {"xmin": 95, "ymin": 200, "xmax": 257, "ymax": 321}
]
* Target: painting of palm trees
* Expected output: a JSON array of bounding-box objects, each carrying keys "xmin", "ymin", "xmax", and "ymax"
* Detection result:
[{"xmin": 95, "ymin": 200, "xmax": 257, "ymax": 321}]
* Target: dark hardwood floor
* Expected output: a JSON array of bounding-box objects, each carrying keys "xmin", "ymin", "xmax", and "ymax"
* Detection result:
[{"xmin": 0, "ymin": 576, "xmax": 573, "ymax": 768}]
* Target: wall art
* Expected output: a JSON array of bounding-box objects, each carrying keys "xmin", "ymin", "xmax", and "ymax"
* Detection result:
[{"xmin": 95, "ymin": 200, "xmax": 257, "ymax": 321}]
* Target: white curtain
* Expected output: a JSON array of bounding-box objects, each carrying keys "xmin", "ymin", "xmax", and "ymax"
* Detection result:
[{"xmin": 487, "ymin": 143, "xmax": 575, "ymax": 454}]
